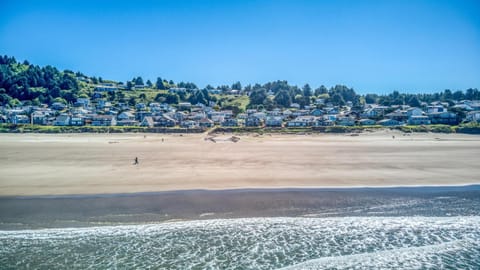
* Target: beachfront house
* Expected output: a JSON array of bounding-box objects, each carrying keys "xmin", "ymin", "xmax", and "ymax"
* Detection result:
[
  {"xmin": 358, "ymin": 119, "xmax": 376, "ymax": 126},
  {"xmin": 221, "ymin": 118, "xmax": 238, "ymax": 127},
  {"xmin": 265, "ymin": 116, "xmax": 283, "ymax": 127},
  {"xmin": 91, "ymin": 115, "xmax": 117, "ymax": 126},
  {"xmin": 385, "ymin": 110, "xmax": 408, "ymax": 122},
  {"xmin": 70, "ymin": 116, "xmax": 86, "ymax": 126},
  {"xmin": 181, "ymin": 120, "xmax": 198, "ymax": 128},
  {"xmin": 427, "ymin": 112, "xmax": 458, "ymax": 125},
  {"xmin": 336, "ymin": 116, "xmax": 355, "ymax": 126},
  {"xmin": 198, "ymin": 118, "xmax": 214, "ymax": 128},
  {"xmin": 135, "ymin": 111, "xmax": 153, "ymax": 121},
  {"xmin": 31, "ymin": 111, "xmax": 48, "ymax": 125},
  {"xmin": 117, "ymin": 111, "xmax": 135, "ymax": 121},
  {"xmin": 54, "ymin": 114, "xmax": 71, "ymax": 126},
  {"xmin": 466, "ymin": 111, "xmax": 480, "ymax": 122},
  {"xmin": 408, "ymin": 115, "xmax": 431, "ymax": 125},
  {"xmin": 140, "ymin": 116, "xmax": 154, "ymax": 128},
  {"xmin": 287, "ymin": 116, "xmax": 317, "ymax": 127},
  {"xmin": 141, "ymin": 115, "xmax": 177, "ymax": 127},
  {"xmin": 316, "ymin": 119, "xmax": 334, "ymax": 126},
  {"xmin": 245, "ymin": 116, "xmax": 261, "ymax": 127},
  {"xmin": 9, "ymin": 114, "xmax": 30, "ymax": 124}
]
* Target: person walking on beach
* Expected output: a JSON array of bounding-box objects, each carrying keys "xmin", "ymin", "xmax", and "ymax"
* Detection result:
[{"xmin": 134, "ymin": 157, "xmax": 139, "ymax": 165}]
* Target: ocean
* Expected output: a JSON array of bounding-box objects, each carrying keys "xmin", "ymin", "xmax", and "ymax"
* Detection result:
[{"xmin": 1, "ymin": 186, "xmax": 480, "ymax": 269}]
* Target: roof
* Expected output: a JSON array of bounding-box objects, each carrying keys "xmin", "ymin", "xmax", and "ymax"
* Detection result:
[{"xmin": 142, "ymin": 116, "xmax": 154, "ymax": 126}]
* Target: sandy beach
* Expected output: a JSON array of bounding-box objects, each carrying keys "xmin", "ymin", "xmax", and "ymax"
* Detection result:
[{"xmin": 0, "ymin": 131, "xmax": 479, "ymax": 196}]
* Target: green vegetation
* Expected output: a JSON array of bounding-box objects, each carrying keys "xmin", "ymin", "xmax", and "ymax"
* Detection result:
[
  {"xmin": 2, "ymin": 123, "xmax": 479, "ymax": 135},
  {"xmin": 456, "ymin": 123, "xmax": 480, "ymax": 134},
  {"xmin": 1, "ymin": 55, "xmax": 480, "ymax": 112},
  {"xmin": 216, "ymin": 95, "xmax": 249, "ymax": 114},
  {"xmin": 0, "ymin": 124, "xmax": 206, "ymax": 133},
  {"xmin": 395, "ymin": 125, "xmax": 456, "ymax": 133}
]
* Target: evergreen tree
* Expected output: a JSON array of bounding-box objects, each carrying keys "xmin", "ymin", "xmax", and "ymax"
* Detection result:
[
  {"xmin": 135, "ymin": 77, "xmax": 144, "ymax": 86},
  {"xmin": 274, "ymin": 90, "xmax": 292, "ymax": 108},
  {"xmin": 302, "ymin": 84, "xmax": 312, "ymax": 97},
  {"xmin": 249, "ymin": 88, "xmax": 267, "ymax": 106},
  {"xmin": 146, "ymin": 80, "xmax": 153, "ymax": 88},
  {"xmin": 155, "ymin": 77, "xmax": 166, "ymax": 89}
]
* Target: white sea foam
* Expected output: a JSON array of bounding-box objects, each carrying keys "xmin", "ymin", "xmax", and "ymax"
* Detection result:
[{"xmin": 1, "ymin": 216, "xmax": 479, "ymax": 269}]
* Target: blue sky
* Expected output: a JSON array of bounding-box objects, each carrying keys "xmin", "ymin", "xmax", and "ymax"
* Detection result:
[{"xmin": 1, "ymin": 0, "xmax": 479, "ymax": 93}]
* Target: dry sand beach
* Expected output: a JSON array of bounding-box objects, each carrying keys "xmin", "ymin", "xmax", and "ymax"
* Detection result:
[{"xmin": 0, "ymin": 131, "xmax": 479, "ymax": 196}]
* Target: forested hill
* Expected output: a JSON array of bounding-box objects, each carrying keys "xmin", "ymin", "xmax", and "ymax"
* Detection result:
[
  {"xmin": 1, "ymin": 55, "xmax": 479, "ymax": 110},
  {"xmin": 0, "ymin": 55, "xmax": 83, "ymax": 106}
]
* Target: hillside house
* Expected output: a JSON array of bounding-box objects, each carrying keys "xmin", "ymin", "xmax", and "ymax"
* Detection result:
[
  {"xmin": 427, "ymin": 105, "xmax": 445, "ymax": 114},
  {"xmin": 178, "ymin": 102, "xmax": 192, "ymax": 110},
  {"xmin": 406, "ymin": 107, "xmax": 424, "ymax": 117},
  {"xmin": 310, "ymin": 109, "xmax": 324, "ymax": 117},
  {"xmin": 50, "ymin": 102, "xmax": 66, "ymax": 111}
]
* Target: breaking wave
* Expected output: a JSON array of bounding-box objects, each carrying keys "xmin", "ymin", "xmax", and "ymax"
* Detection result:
[{"xmin": 1, "ymin": 217, "xmax": 479, "ymax": 269}]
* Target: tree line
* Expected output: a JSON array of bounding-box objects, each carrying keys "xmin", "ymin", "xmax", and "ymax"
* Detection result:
[{"xmin": 1, "ymin": 55, "xmax": 479, "ymax": 111}]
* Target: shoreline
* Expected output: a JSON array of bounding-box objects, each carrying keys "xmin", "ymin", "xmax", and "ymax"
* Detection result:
[
  {"xmin": 1, "ymin": 185, "xmax": 479, "ymax": 230},
  {"xmin": 2, "ymin": 183, "xmax": 480, "ymax": 199}
]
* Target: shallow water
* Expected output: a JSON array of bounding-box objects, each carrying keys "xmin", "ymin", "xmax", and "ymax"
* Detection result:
[
  {"xmin": 1, "ymin": 186, "xmax": 480, "ymax": 269},
  {"xmin": 1, "ymin": 216, "xmax": 479, "ymax": 269}
]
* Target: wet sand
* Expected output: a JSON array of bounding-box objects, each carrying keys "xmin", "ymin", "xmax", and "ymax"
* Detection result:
[
  {"xmin": 0, "ymin": 131, "xmax": 479, "ymax": 196},
  {"xmin": 1, "ymin": 186, "xmax": 480, "ymax": 229}
]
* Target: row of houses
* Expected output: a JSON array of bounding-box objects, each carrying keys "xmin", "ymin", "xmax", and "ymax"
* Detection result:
[{"xmin": 1, "ymin": 98, "xmax": 480, "ymax": 128}]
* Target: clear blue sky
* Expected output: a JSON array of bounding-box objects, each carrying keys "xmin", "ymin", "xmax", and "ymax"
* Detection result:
[{"xmin": 1, "ymin": 0, "xmax": 479, "ymax": 93}]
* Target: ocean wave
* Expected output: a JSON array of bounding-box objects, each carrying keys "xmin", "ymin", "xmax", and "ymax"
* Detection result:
[
  {"xmin": 278, "ymin": 239, "xmax": 479, "ymax": 270},
  {"xmin": 1, "ymin": 217, "xmax": 479, "ymax": 269}
]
